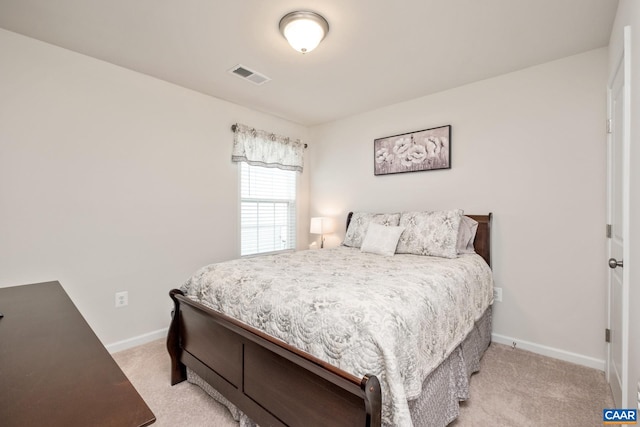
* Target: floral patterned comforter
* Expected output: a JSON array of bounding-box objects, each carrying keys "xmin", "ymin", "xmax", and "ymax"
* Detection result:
[{"xmin": 181, "ymin": 247, "xmax": 494, "ymax": 427}]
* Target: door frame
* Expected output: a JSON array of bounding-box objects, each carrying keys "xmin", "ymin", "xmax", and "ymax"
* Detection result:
[{"xmin": 606, "ymin": 25, "xmax": 631, "ymax": 408}]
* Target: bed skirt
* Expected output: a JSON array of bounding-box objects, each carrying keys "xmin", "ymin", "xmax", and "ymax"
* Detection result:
[{"xmin": 187, "ymin": 305, "xmax": 492, "ymax": 427}]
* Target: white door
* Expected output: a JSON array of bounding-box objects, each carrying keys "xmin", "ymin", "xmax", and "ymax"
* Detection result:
[{"xmin": 606, "ymin": 26, "xmax": 631, "ymax": 409}]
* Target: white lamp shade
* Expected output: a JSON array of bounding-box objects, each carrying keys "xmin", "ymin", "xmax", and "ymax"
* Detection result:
[
  {"xmin": 310, "ymin": 217, "xmax": 325, "ymax": 234},
  {"xmin": 310, "ymin": 217, "xmax": 335, "ymax": 234},
  {"xmin": 279, "ymin": 11, "xmax": 329, "ymax": 54}
]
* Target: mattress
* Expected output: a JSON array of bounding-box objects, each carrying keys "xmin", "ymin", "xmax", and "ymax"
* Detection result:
[{"xmin": 181, "ymin": 246, "xmax": 494, "ymax": 426}]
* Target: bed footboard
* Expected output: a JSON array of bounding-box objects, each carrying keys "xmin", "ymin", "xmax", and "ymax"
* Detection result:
[{"xmin": 167, "ymin": 289, "xmax": 382, "ymax": 427}]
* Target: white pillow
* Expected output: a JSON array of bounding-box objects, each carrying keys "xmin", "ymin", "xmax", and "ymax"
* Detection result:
[
  {"xmin": 360, "ymin": 223, "xmax": 405, "ymax": 256},
  {"xmin": 456, "ymin": 216, "xmax": 478, "ymax": 254},
  {"xmin": 343, "ymin": 212, "xmax": 401, "ymax": 248}
]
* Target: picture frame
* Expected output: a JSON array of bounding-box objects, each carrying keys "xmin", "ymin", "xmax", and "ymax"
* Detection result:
[{"xmin": 374, "ymin": 125, "xmax": 451, "ymax": 175}]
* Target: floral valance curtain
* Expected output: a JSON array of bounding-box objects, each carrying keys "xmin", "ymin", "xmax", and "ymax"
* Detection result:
[{"xmin": 231, "ymin": 123, "xmax": 304, "ymax": 173}]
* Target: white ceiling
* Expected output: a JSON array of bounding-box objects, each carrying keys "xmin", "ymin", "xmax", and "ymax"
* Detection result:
[{"xmin": 0, "ymin": 0, "xmax": 619, "ymax": 126}]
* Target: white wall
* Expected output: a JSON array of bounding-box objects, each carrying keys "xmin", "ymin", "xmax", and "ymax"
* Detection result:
[
  {"xmin": 608, "ymin": 0, "xmax": 640, "ymax": 409},
  {"xmin": 0, "ymin": 28, "xmax": 309, "ymax": 348},
  {"xmin": 309, "ymin": 49, "xmax": 609, "ymax": 367}
]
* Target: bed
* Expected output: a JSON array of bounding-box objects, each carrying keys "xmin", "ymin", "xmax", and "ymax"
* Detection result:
[{"xmin": 167, "ymin": 211, "xmax": 493, "ymax": 427}]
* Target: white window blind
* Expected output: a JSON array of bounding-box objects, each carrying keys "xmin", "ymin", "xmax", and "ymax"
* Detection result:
[{"xmin": 240, "ymin": 162, "xmax": 296, "ymax": 256}]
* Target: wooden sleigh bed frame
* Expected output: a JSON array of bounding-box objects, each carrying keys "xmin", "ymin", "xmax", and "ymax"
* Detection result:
[{"xmin": 167, "ymin": 213, "xmax": 492, "ymax": 427}]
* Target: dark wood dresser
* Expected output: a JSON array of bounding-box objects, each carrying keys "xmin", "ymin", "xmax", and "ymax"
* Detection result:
[{"xmin": 0, "ymin": 281, "xmax": 155, "ymax": 426}]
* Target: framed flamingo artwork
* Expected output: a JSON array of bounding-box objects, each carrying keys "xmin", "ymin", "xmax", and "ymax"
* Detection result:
[{"xmin": 374, "ymin": 125, "xmax": 451, "ymax": 175}]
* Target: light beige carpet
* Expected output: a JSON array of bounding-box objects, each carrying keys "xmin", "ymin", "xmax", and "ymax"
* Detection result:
[{"xmin": 113, "ymin": 339, "xmax": 614, "ymax": 427}]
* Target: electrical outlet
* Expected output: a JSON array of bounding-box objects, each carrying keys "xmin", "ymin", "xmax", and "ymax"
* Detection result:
[
  {"xmin": 115, "ymin": 291, "xmax": 128, "ymax": 308},
  {"xmin": 493, "ymin": 287, "xmax": 503, "ymax": 302}
]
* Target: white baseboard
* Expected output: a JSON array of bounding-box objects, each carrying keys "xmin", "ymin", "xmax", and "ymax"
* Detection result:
[
  {"xmin": 106, "ymin": 327, "xmax": 168, "ymax": 354},
  {"xmin": 491, "ymin": 333, "xmax": 605, "ymax": 371}
]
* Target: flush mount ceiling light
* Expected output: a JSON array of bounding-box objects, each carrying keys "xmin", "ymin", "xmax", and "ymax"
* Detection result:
[{"xmin": 279, "ymin": 11, "xmax": 329, "ymax": 54}]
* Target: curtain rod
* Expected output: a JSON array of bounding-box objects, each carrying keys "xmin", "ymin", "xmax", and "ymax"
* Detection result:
[{"xmin": 231, "ymin": 124, "xmax": 307, "ymax": 149}]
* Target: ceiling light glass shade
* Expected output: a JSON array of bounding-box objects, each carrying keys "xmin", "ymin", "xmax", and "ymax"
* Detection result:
[{"xmin": 279, "ymin": 11, "xmax": 329, "ymax": 54}]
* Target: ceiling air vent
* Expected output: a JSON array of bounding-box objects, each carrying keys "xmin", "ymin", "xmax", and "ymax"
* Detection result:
[{"xmin": 228, "ymin": 64, "xmax": 271, "ymax": 85}]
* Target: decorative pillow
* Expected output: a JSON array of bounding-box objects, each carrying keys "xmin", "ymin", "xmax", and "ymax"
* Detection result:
[
  {"xmin": 396, "ymin": 209, "xmax": 463, "ymax": 258},
  {"xmin": 360, "ymin": 224, "xmax": 405, "ymax": 256},
  {"xmin": 343, "ymin": 212, "xmax": 401, "ymax": 248},
  {"xmin": 456, "ymin": 216, "xmax": 478, "ymax": 254}
]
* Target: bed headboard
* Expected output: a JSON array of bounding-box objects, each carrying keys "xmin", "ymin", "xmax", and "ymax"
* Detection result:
[{"xmin": 345, "ymin": 212, "xmax": 492, "ymax": 268}]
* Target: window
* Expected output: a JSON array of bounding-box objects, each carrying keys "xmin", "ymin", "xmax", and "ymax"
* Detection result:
[{"xmin": 240, "ymin": 162, "xmax": 296, "ymax": 256}]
